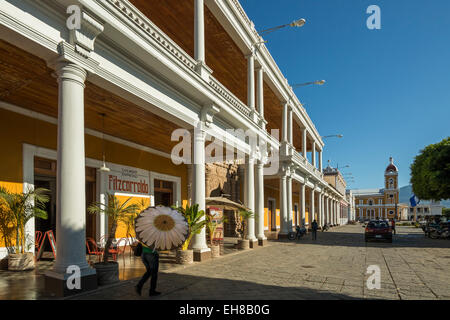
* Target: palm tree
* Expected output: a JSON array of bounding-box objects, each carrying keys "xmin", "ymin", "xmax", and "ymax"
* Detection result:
[
  {"xmin": 174, "ymin": 204, "xmax": 207, "ymax": 250},
  {"xmin": 0, "ymin": 187, "xmax": 49, "ymax": 254},
  {"xmin": 238, "ymin": 210, "xmax": 254, "ymax": 240},
  {"xmin": 88, "ymin": 193, "xmax": 141, "ymax": 263}
]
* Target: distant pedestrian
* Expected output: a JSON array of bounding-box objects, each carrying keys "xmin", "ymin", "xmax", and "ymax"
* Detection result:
[
  {"xmin": 135, "ymin": 241, "xmax": 161, "ymax": 297},
  {"xmin": 390, "ymin": 219, "xmax": 396, "ymax": 235},
  {"xmin": 311, "ymin": 220, "xmax": 318, "ymax": 240}
]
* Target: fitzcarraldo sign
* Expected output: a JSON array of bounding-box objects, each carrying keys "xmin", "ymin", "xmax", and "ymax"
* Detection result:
[{"xmin": 107, "ymin": 166, "xmax": 150, "ymax": 196}]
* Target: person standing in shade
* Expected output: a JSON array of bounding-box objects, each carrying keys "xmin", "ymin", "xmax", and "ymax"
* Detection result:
[
  {"xmin": 390, "ymin": 219, "xmax": 396, "ymax": 235},
  {"xmin": 311, "ymin": 220, "xmax": 318, "ymax": 240},
  {"xmin": 135, "ymin": 241, "xmax": 161, "ymax": 297}
]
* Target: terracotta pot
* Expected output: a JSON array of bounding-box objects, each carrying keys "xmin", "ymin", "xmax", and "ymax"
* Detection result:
[
  {"xmin": 8, "ymin": 253, "xmax": 35, "ymax": 271},
  {"xmin": 94, "ymin": 262, "xmax": 119, "ymax": 286},
  {"xmin": 238, "ymin": 239, "xmax": 249, "ymax": 250},
  {"xmin": 210, "ymin": 245, "xmax": 220, "ymax": 258},
  {"xmin": 176, "ymin": 249, "xmax": 193, "ymax": 264}
]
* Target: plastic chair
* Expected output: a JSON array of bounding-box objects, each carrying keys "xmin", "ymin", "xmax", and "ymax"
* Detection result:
[
  {"xmin": 86, "ymin": 238, "xmax": 103, "ymax": 263},
  {"xmin": 115, "ymin": 238, "xmax": 128, "ymax": 265}
]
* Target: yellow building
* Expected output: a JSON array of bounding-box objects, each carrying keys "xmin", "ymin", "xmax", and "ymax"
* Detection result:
[{"xmin": 353, "ymin": 157, "xmax": 407, "ymax": 220}]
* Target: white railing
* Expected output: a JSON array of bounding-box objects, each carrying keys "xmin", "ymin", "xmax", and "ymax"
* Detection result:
[
  {"xmin": 209, "ymin": 76, "xmax": 252, "ymax": 118},
  {"xmin": 107, "ymin": 0, "xmax": 197, "ymax": 71}
]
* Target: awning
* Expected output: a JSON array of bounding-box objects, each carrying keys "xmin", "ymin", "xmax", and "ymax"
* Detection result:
[{"xmin": 205, "ymin": 196, "xmax": 250, "ymax": 211}]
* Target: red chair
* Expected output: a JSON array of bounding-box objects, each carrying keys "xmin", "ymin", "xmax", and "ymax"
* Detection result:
[
  {"xmin": 86, "ymin": 238, "xmax": 103, "ymax": 263},
  {"xmin": 35, "ymin": 231, "xmax": 43, "ymax": 250}
]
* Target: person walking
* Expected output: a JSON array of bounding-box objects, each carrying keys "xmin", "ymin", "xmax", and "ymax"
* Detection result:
[
  {"xmin": 135, "ymin": 241, "xmax": 161, "ymax": 297},
  {"xmin": 311, "ymin": 220, "xmax": 318, "ymax": 240},
  {"xmin": 390, "ymin": 219, "xmax": 396, "ymax": 235}
]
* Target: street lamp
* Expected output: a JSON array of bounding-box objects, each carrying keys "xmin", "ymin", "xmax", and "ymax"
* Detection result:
[
  {"xmin": 292, "ymin": 80, "xmax": 326, "ymax": 88},
  {"xmin": 322, "ymin": 134, "xmax": 343, "ymax": 139},
  {"xmin": 259, "ymin": 18, "xmax": 306, "ymax": 35}
]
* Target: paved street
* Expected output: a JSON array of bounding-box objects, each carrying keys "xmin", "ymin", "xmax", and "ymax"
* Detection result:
[{"xmin": 70, "ymin": 224, "xmax": 450, "ymax": 300}]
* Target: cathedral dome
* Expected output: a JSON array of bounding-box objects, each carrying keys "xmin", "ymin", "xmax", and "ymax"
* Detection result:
[{"xmin": 385, "ymin": 157, "xmax": 398, "ymax": 173}]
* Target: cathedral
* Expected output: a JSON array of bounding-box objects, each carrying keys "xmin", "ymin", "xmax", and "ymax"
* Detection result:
[{"xmin": 352, "ymin": 157, "xmax": 408, "ymax": 220}]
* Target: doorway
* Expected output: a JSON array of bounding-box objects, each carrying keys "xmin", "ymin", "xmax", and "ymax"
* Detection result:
[
  {"xmin": 33, "ymin": 157, "xmax": 97, "ymax": 243},
  {"xmin": 154, "ymin": 179, "xmax": 174, "ymax": 206},
  {"xmin": 268, "ymin": 199, "xmax": 276, "ymax": 231}
]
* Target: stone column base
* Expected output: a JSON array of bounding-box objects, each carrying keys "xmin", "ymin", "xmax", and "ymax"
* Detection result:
[
  {"xmin": 249, "ymin": 240, "xmax": 258, "ymax": 248},
  {"xmin": 258, "ymin": 239, "xmax": 268, "ymax": 246},
  {"xmin": 193, "ymin": 248, "xmax": 211, "ymax": 262},
  {"xmin": 45, "ymin": 270, "xmax": 97, "ymax": 297},
  {"xmin": 278, "ymin": 233, "xmax": 288, "ymax": 239}
]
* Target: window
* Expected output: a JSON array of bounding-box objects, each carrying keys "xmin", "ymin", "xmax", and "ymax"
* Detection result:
[
  {"xmin": 424, "ymin": 208, "xmax": 429, "ymax": 213},
  {"xmin": 368, "ymin": 200, "xmax": 373, "ymax": 206},
  {"xmin": 417, "ymin": 208, "xmax": 422, "ymax": 213},
  {"xmin": 388, "ymin": 178, "xmax": 394, "ymax": 188},
  {"xmin": 389, "ymin": 210, "xmax": 394, "ymax": 215}
]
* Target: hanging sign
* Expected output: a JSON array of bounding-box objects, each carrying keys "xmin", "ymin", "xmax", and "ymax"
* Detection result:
[{"xmin": 106, "ymin": 164, "xmax": 150, "ymax": 196}]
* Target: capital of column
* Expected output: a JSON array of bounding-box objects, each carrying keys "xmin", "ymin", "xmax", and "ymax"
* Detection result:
[{"xmin": 55, "ymin": 61, "xmax": 87, "ymax": 87}]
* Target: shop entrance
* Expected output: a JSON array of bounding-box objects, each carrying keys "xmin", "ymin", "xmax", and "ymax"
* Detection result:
[
  {"xmin": 268, "ymin": 199, "xmax": 276, "ymax": 231},
  {"xmin": 34, "ymin": 157, "xmax": 97, "ymax": 248},
  {"xmin": 154, "ymin": 179, "xmax": 174, "ymax": 206}
]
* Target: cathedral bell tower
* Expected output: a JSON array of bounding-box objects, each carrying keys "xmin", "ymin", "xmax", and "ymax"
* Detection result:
[{"xmin": 384, "ymin": 156, "xmax": 399, "ymax": 206}]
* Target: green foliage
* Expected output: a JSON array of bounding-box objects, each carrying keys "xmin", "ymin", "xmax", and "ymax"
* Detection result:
[
  {"xmin": 88, "ymin": 193, "xmax": 141, "ymax": 263},
  {"xmin": 410, "ymin": 137, "xmax": 450, "ymax": 201},
  {"xmin": 238, "ymin": 210, "xmax": 254, "ymax": 240},
  {"xmin": 0, "ymin": 187, "xmax": 49, "ymax": 254},
  {"xmin": 442, "ymin": 208, "xmax": 450, "ymax": 218},
  {"xmin": 173, "ymin": 204, "xmax": 207, "ymax": 250}
]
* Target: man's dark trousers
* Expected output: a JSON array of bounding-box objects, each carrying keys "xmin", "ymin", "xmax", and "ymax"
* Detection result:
[
  {"xmin": 312, "ymin": 230, "xmax": 317, "ymax": 240},
  {"xmin": 137, "ymin": 251, "xmax": 159, "ymax": 293}
]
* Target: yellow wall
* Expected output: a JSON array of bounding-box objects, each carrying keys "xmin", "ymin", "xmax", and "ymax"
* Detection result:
[{"xmin": 0, "ymin": 108, "xmax": 188, "ymax": 243}]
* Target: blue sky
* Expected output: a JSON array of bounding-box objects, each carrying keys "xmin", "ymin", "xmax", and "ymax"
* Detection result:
[{"xmin": 240, "ymin": 0, "xmax": 450, "ymax": 190}]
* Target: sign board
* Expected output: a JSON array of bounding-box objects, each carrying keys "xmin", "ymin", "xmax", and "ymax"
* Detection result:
[
  {"xmin": 36, "ymin": 230, "xmax": 57, "ymax": 260},
  {"xmin": 106, "ymin": 164, "xmax": 150, "ymax": 197}
]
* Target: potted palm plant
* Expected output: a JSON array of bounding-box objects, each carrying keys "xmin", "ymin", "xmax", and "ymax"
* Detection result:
[
  {"xmin": 88, "ymin": 193, "xmax": 140, "ymax": 285},
  {"xmin": 173, "ymin": 204, "xmax": 207, "ymax": 264},
  {"xmin": 0, "ymin": 187, "xmax": 49, "ymax": 271},
  {"xmin": 237, "ymin": 210, "xmax": 254, "ymax": 250}
]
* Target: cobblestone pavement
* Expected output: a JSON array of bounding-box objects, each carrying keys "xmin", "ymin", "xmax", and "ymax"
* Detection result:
[{"xmin": 68, "ymin": 224, "xmax": 450, "ymax": 300}]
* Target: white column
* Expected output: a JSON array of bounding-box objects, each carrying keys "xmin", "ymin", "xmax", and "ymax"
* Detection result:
[
  {"xmin": 300, "ymin": 182, "xmax": 306, "ymax": 227},
  {"xmin": 312, "ymin": 141, "xmax": 316, "ymax": 168},
  {"xmin": 282, "ymin": 102, "xmax": 288, "ymax": 143},
  {"xmin": 192, "ymin": 128, "xmax": 209, "ymax": 253},
  {"xmin": 247, "ymin": 53, "xmax": 255, "ymax": 110},
  {"xmin": 245, "ymin": 155, "xmax": 257, "ymax": 243},
  {"xmin": 48, "ymin": 61, "xmax": 94, "ymax": 279},
  {"xmin": 318, "ymin": 193, "xmax": 323, "ymax": 227},
  {"xmin": 256, "ymin": 67, "xmax": 264, "ymax": 118},
  {"xmin": 326, "ymin": 196, "xmax": 330, "ymax": 224},
  {"xmin": 302, "ymin": 128, "xmax": 307, "ymax": 157},
  {"xmin": 288, "ymin": 106, "xmax": 293, "ymax": 145},
  {"xmin": 255, "ymin": 161, "xmax": 266, "ymax": 243},
  {"xmin": 96, "ymin": 170, "xmax": 108, "ymax": 242},
  {"xmin": 194, "ymin": 0, "xmax": 205, "ymax": 63},
  {"xmin": 287, "ymin": 174, "xmax": 293, "ymax": 231},
  {"xmin": 310, "ymin": 188, "xmax": 315, "ymax": 226},
  {"xmin": 319, "ymin": 150, "xmax": 323, "ymax": 172},
  {"xmin": 280, "ymin": 174, "xmax": 288, "ymax": 235}
]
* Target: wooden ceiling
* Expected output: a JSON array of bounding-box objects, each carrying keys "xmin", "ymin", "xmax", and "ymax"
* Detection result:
[
  {"xmin": 0, "ymin": 39, "xmax": 180, "ymax": 155},
  {"xmin": 129, "ymin": 0, "xmax": 297, "ymax": 138}
]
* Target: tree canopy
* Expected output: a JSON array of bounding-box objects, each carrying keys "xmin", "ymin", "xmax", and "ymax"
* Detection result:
[{"xmin": 410, "ymin": 137, "xmax": 450, "ymax": 201}]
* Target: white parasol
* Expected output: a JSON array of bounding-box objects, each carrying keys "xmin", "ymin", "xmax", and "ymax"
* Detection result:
[{"xmin": 135, "ymin": 206, "xmax": 189, "ymax": 251}]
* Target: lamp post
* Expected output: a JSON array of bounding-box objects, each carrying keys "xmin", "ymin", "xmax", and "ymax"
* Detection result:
[
  {"xmin": 259, "ymin": 18, "xmax": 306, "ymax": 35},
  {"xmin": 322, "ymin": 134, "xmax": 343, "ymax": 139},
  {"xmin": 293, "ymin": 80, "xmax": 326, "ymax": 88}
]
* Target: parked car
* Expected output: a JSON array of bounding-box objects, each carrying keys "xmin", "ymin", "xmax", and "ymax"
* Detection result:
[{"xmin": 365, "ymin": 220, "xmax": 393, "ymax": 243}]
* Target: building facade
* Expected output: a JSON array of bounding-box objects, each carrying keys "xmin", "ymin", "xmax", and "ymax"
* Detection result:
[
  {"xmin": 353, "ymin": 157, "xmax": 406, "ymax": 220},
  {"xmin": 0, "ymin": 0, "xmax": 347, "ymax": 295}
]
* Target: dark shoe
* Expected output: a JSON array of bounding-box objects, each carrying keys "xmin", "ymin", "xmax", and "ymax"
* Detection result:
[
  {"xmin": 135, "ymin": 285, "xmax": 142, "ymax": 296},
  {"xmin": 149, "ymin": 291, "xmax": 161, "ymax": 296}
]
